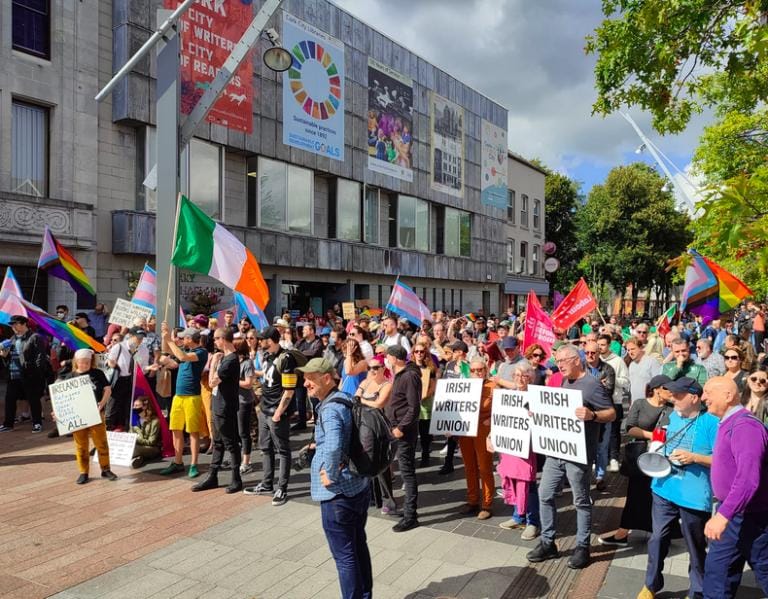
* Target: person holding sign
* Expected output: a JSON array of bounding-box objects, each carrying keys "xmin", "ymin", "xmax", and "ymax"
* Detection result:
[
  {"xmin": 456, "ymin": 359, "xmax": 496, "ymax": 520},
  {"xmin": 527, "ymin": 344, "xmax": 614, "ymax": 570},
  {"xmin": 59, "ymin": 349, "xmax": 118, "ymax": 485}
]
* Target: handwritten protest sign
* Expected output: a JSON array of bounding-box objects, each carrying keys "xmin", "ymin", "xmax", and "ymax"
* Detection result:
[
  {"xmin": 49, "ymin": 375, "xmax": 102, "ymax": 435},
  {"xmin": 527, "ymin": 384, "xmax": 587, "ymax": 464},
  {"xmin": 429, "ymin": 378, "xmax": 483, "ymax": 437},
  {"xmin": 109, "ymin": 298, "xmax": 153, "ymax": 328},
  {"xmin": 491, "ymin": 389, "xmax": 531, "ymax": 458},
  {"xmin": 94, "ymin": 431, "xmax": 137, "ymax": 468},
  {"xmin": 342, "ymin": 302, "xmax": 356, "ymax": 321}
]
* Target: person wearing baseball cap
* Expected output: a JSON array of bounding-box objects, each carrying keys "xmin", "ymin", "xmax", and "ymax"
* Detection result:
[
  {"xmin": 636, "ymin": 376, "xmax": 719, "ymax": 599},
  {"xmin": 495, "ymin": 336, "xmax": 523, "ymax": 389}
]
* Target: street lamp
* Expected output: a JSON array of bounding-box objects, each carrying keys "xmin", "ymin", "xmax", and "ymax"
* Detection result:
[{"xmin": 263, "ymin": 28, "xmax": 293, "ymax": 72}]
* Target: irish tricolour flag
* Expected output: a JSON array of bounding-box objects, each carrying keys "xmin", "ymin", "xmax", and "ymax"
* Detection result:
[{"xmin": 172, "ymin": 195, "xmax": 269, "ymax": 310}]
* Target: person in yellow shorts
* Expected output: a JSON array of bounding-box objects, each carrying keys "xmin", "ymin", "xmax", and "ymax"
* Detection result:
[{"xmin": 160, "ymin": 324, "xmax": 208, "ymax": 478}]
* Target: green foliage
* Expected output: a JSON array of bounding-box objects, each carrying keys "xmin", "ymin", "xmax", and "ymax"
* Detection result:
[{"xmin": 586, "ymin": 0, "xmax": 768, "ymax": 133}]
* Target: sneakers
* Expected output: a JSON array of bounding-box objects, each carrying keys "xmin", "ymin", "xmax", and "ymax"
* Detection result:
[
  {"xmin": 271, "ymin": 488, "xmax": 288, "ymax": 506},
  {"xmin": 568, "ymin": 546, "xmax": 590, "ymax": 569},
  {"xmin": 521, "ymin": 525, "xmax": 540, "ymax": 541},
  {"xmin": 188, "ymin": 465, "xmax": 200, "ymax": 478},
  {"xmin": 101, "ymin": 470, "xmax": 118, "ymax": 481},
  {"xmin": 381, "ymin": 504, "xmax": 399, "ymax": 516},
  {"xmin": 599, "ymin": 533, "xmax": 629, "ymax": 546},
  {"xmin": 477, "ymin": 510, "xmax": 492, "ymax": 521},
  {"xmin": 159, "ymin": 462, "xmax": 185, "ymax": 475},
  {"xmin": 131, "ymin": 456, "xmax": 145, "ymax": 469},
  {"xmin": 243, "ymin": 482, "xmax": 274, "ymax": 495},
  {"xmin": 499, "ymin": 519, "xmax": 525, "ymax": 530},
  {"xmin": 32, "ymin": 424, "xmax": 42, "ymax": 433},
  {"xmin": 239, "ymin": 463, "xmax": 254, "ymax": 475},
  {"xmin": 76, "ymin": 473, "xmax": 89, "ymax": 485},
  {"xmin": 392, "ymin": 518, "xmax": 419, "ymax": 533},
  {"xmin": 636, "ymin": 587, "xmax": 655, "ymax": 599},
  {"xmin": 526, "ymin": 540, "xmax": 560, "ymax": 563},
  {"xmin": 0, "ymin": 425, "xmax": 13, "ymax": 433},
  {"xmin": 608, "ymin": 459, "xmax": 620, "ymax": 473}
]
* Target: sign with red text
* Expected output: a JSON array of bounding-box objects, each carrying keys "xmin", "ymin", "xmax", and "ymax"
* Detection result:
[
  {"xmin": 166, "ymin": 0, "xmax": 254, "ymax": 133},
  {"xmin": 523, "ymin": 291, "xmax": 556, "ymax": 359}
]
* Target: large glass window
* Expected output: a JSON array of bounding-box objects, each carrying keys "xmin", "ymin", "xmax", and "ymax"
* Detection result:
[
  {"xmin": 533, "ymin": 199, "xmax": 541, "ymax": 229},
  {"xmin": 507, "ymin": 239, "xmax": 515, "ymax": 274},
  {"xmin": 507, "ymin": 189, "xmax": 515, "ymax": 224},
  {"xmin": 444, "ymin": 207, "xmax": 471, "ymax": 257},
  {"xmin": 364, "ymin": 187, "xmax": 380, "ymax": 245},
  {"xmin": 398, "ymin": 195, "xmax": 430, "ymax": 251},
  {"xmin": 337, "ymin": 179, "xmax": 361, "ymax": 241},
  {"xmin": 521, "ymin": 194, "xmax": 529, "ymax": 227},
  {"xmin": 12, "ymin": 100, "xmax": 48, "ymax": 197},
  {"xmin": 257, "ymin": 157, "xmax": 312, "ymax": 234},
  {"xmin": 13, "ymin": 0, "xmax": 50, "ymax": 59}
]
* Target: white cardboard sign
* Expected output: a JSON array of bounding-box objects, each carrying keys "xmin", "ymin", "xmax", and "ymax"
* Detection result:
[
  {"xmin": 490, "ymin": 389, "xmax": 531, "ymax": 458},
  {"xmin": 94, "ymin": 431, "xmax": 137, "ymax": 468},
  {"xmin": 109, "ymin": 298, "xmax": 153, "ymax": 328},
  {"xmin": 429, "ymin": 378, "xmax": 483, "ymax": 437},
  {"xmin": 527, "ymin": 384, "xmax": 587, "ymax": 464},
  {"xmin": 49, "ymin": 375, "xmax": 102, "ymax": 435}
]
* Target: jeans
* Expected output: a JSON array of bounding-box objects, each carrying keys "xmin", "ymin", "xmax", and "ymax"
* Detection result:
[
  {"xmin": 645, "ymin": 492, "xmax": 708, "ymax": 595},
  {"xmin": 211, "ymin": 412, "xmax": 242, "ymax": 472},
  {"xmin": 511, "ymin": 482, "xmax": 540, "ymax": 527},
  {"xmin": 609, "ymin": 402, "xmax": 624, "ymax": 462},
  {"xmin": 396, "ymin": 435, "xmax": 419, "ymax": 521},
  {"xmin": 238, "ymin": 402, "xmax": 253, "ymax": 455},
  {"xmin": 258, "ymin": 411, "xmax": 291, "ymax": 491},
  {"xmin": 3, "ymin": 377, "xmax": 43, "ymax": 428},
  {"xmin": 539, "ymin": 457, "xmax": 592, "ymax": 547},
  {"xmin": 418, "ymin": 419, "xmax": 433, "ymax": 457},
  {"xmin": 321, "ymin": 487, "xmax": 373, "ymax": 599},
  {"xmin": 595, "ymin": 421, "xmax": 612, "ymax": 479},
  {"xmin": 703, "ymin": 511, "xmax": 768, "ymax": 599}
]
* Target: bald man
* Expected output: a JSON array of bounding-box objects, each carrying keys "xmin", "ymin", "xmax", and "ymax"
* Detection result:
[{"xmin": 701, "ymin": 376, "xmax": 768, "ymax": 599}]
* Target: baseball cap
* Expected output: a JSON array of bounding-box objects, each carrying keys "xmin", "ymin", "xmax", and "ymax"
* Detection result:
[
  {"xmin": 179, "ymin": 328, "xmax": 201, "ymax": 341},
  {"xmin": 258, "ymin": 326, "xmax": 281, "ymax": 343},
  {"xmin": 318, "ymin": 327, "xmax": 332, "ymax": 336},
  {"xmin": 450, "ymin": 340, "xmax": 469, "ymax": 353},
  {"xmin": 296, "ymin": 357, "xmax": 336, "ymax": 375},
  {"xmin": 501, "ymin": 337, "xmax": 518, "ymax": 350},
  {"xmin": 9, "ymin": 315, "xmax": 28, "ymax": 325},
  {"xmin": 647, "ymin": 374, "xmax": 672, "ymax": 391},
  {"xmin": 386, "ymin": 345, "xmax": 408, "ymax": 361},
  {"xmin": 75, "ymin": 312, "xmax": 90, "ymax": 321},
  {"xmin": 663, "ymin": 376, "xmax": 703, "ymax": 396}
]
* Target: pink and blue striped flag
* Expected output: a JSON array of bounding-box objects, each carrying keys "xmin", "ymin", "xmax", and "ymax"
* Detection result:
[
  {"xmin": 385, "ymin": 279, "xmax": 432, "ymax": 326},
  {"xmin": 179, "ymin": 306, "xmax": 187, "ymax": 328},
  {"xmin": 131, "ymin": 264, "xmax": 156, "ymax": 314},
  {"xmin": 0, "ymin": 267, "xmax": 27, "ymax": 325},
  {"xmin": 235, "ymin": 292, "xmax": 269, "ymax": 329}
]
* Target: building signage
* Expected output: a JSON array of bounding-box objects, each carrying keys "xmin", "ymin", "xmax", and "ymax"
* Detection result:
[
  {"xmin": 480, "ymin": 120, "xmax": 508, "ymax": 209},
  {"xmin": 430, "ymin": 92, "xmax": 464, "ymax": 198}
]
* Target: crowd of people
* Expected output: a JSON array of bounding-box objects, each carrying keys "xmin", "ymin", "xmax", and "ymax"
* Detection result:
[{"xmin": 2, "ymin": 300, "xmax": 768, "ymax": 599}]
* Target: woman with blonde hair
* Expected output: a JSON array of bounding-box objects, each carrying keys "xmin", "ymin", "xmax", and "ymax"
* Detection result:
[
  {"xmin": 411, "ymin": 341, "xmax": 438, "ymax": 466},
  {"xmin": 723, "ymin": 346, "xmax": 749, "ymax": 393}
]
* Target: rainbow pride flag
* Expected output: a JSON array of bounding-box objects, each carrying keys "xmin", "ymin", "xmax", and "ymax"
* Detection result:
[
  {"xmin": 0, "ymin": 267, "xmax": 27, "ymax": 325},
  {"xmin": 133, "ymin": 363, "xmax": 174, "ymax": 458},
  {"xmin": 38, "ymin": 227, "xmax": 95, "ymax": 301},
  {"xmin": 131, "ymin": 263, "xmax": 156, "ymax": 314},
  {"xmin": 680, "ymin": 250, "xmax": 753, "ymax": 324},
  {"xmin": 20, "ymin": 298, "xmax": 105, "ymax": 352},
  {"xmin": 360, "ymin": 308, "xmax": 383, "ymax": 318}
]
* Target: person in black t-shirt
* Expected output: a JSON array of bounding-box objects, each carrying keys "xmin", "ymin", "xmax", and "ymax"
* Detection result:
[{"xmin": 243, "ymin": 326, "xmax": 297, "ymax": 506}]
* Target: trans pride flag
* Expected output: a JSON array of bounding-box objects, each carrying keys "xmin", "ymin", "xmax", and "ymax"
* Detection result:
[
  {"xmin": 385, "ymin": 279, "xmax": 432, "ymax": 326},
  {"xmin": 19, "ymin": 298, "xmax": 105, "ymax": 352},
  {"xmin": 680, "ymin": 250, "xmax": 753, "ymax": 324},
  {"xmin": 131, "ymin": 264, "xmax": 156, "ymax": 314},
  {"xmin": 38, "ymin": 227, "xmax": 95, "ymax": 302},
  {"xmin": 0, "ymin": 267, "xmax": 27, "ymax": 325},
  {"xmin": 235, "ymin": 291, "xmax": 269, "ymax": 329}
]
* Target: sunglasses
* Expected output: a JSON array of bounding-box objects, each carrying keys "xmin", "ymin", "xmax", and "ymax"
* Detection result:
[
  {"xmin": 725, "ymin": 355, "xmax": 740, "ymax": 360},
  {"xmin": 368, "ymin": 365, "xmax": 382, "ymax": 371},
  {"xmin": 469, "ymin": 368, "xmax": 486, "ymax": 374},
  {"xmin": 532, "ymin": 353, "xmax": 544, "ymax": 358},
  {"xmin": 584, "ymin": 351, "xmax": 597, "ymax": 355},
  {"xmin": 749, "ymin": 376, "xmax": 768, "ymax": 384},
  {"xmin": 578, "ymin": 341, "xmax": 586, "ymax": 345},
  {"xmin": 412, "ymin": 349, "xmax": 425, "ymax": 354},
  {"xmin": 636, "ymin": 330, "xmax": 648, "ymax": 334}
]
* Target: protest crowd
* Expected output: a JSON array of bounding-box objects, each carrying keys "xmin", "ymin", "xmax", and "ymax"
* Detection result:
[{"xmin": 3, "ymin": 292, "xmax": 768, "ymax": 599}]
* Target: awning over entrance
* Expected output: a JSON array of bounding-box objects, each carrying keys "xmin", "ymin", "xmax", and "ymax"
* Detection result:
[{"xmin": 504, "ymin": 278, "xmax": 550, "ymax": 296}]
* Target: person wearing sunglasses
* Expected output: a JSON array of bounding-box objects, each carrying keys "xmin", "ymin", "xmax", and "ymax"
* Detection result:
[
  {"xmin": 524, "ymin": 344, "xmax": 547, "ymax": 385},
  {"xmin": 742, "ymin": 367, "xmax": 768, "ymax": 423},
  {"xmin": 411, "ymin": 342, "xmax": 438, "ymax": 467},
  {"xmin": 722, "ymin": 347, "xmax": 748, "ymax": 394}
]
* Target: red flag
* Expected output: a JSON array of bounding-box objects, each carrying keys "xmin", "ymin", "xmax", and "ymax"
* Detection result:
[
  {"xmin": 523, "ymin": 291, "xmax": 556, "ymax": 359},
  {"xmin": 133, "ymin": 364, "xmax": 175, "ymax": 458},
  {"xmin": 551, "ymin": 278, "xmax": 596, "ymax": 330}
]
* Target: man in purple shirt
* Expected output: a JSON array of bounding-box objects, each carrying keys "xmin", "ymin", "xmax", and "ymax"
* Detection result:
[{"xmin": 702, "ymin": 376, "xmax": 768, "ymax": 599}]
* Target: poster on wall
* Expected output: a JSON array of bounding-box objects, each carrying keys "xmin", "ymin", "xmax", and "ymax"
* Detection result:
[
  {"xmin": 165, "ymin": 0, "xmax": 254, "ymax": 133},
  {"xmin": 179, "ymin": 272, "xmax": 234, "ymax": 315},
  {"xmin": 430, "ymin": 92, "xmax": 464, "ymax": 198},
  {"xmin": 481, "ymin": 120, "xmax": 508, "ymax": 209},
  {"xmin": 366, "ymin": 58, "xmax": 414, "ymax": 182},
  {"xmin": 282, "ymin": 12, "xmax": 345, "ymax": 162}
]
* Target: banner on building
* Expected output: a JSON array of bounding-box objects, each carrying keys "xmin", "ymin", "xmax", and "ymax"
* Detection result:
[
  {"xmin": 166, "ymin": 0, "xmax": 254, "ymax": 133},
  {"xmin": 367, "ymin": 58, "xmax": 413, "ymax": 182},
  {"xmin": 490, "ymin": 389, "xmax": 531, "ymax": 458},
  {"xmin": 429, "ymin": 378, "xmax": 482, "ymax": 437},
  {"xmin": 527, "ymin": 385, "xmax": 587, "ymax": 464},
  {"xmin": 430, "ymin": 92, "xmax": 464, "ymax": 198},
  {"xmin": 480, "ymin": 120, "xmax": 508, "ymax": 209},
  {"xmin": 282, "ymin": 12, "xmax": 345, "ymax": 161}
]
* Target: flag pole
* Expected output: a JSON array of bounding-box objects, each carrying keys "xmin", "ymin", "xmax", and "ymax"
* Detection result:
[
  {"xmin": 587, "ymin": 282, "xmax": 607, "ymax": 325},
  {"xmin": 164, "ymin": 194, "xmax": 183, "ymax": 324}
]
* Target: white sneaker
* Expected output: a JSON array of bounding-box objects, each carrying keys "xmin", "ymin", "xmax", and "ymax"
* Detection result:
[
  {"xmin": 608, "ymin": 459, "xmax": 620, "ymax": 473},
  {"xmin": 439, "ymin": 444, "xmax": 448, "ymax": 456}
]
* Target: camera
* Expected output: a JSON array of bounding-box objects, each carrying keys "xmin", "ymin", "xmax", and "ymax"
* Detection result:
[{"xmin": 292, "ymin": 445, "xmax": 315, "ymax": 472}]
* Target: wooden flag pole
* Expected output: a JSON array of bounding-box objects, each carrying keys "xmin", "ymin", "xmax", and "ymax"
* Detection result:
[
  {"xmin": 163, "ymin": 194, "xmax": 183, "ymax": 325},
  {"xmin": 587, "ymin": 283, "xmax": 607, "ymax": 325}
]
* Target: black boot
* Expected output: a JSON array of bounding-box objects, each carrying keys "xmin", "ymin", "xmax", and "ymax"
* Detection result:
[
  {"xmin": 226, "ymin": 467, "xmax": 243, "ymax": 494},
  {"xmin": 438, "ymin": 458, "xmax": 454, "ymax": 475},
  {"xmin": 419, "ymin": 452, "xmax": 430, "ymax": 467},
  {"xmin": 191, "ymin": 470, "xmax": 219, "ymax": 492}
]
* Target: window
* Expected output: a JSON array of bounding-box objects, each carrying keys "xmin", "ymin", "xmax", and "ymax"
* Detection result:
[
  {"xmin": 13, "ymin": 0, "xmax": 50, "ymax": 59},
  {"xmin": 519, "ymin": 241, "xmax": 528, "ymax": 274},
  {"xmin": 533, "ymin": 244, "xmax": 540, "ymax": 276},
  {"xmin": 336, "ymin": 179, "xmax": 361, "ymax": 241},
  {"xmin": 182, "ymin": 138, "xmax": 223, "ymax": 220},
  {"xmin": 507, "ymin": 190, "xmax": 515, "ymax": 224},
  {"xmin": 398, "ymin": 195, "xmax": 430, "ymax": 252},
  {"xmin": 521, "ymin": 194, "xmax": 529, "ymax": 227},
  {"xmin": 533, "ymin": 199, "xmax": 541, "ymax": 229},
  {"xmin": 444, "ymin": 207, "xmax": 471, "ymax": 257},
  {"xmin": 364, "ymin": 187, "xmax": 380, "ymax": 245},
  {"xmin": 12, "ymin": 100, "xmax": 48, "ymax": 197},
  {"xmin": 506, "ymin": 239, "xmax": 515, "ymax": 274},
  {"xmin": 257, "ymin": 157, "xmax": 313, "ymax": 234}
]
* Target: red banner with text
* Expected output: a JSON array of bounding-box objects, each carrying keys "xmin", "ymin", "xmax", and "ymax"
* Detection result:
[
  {"xmin": 523, "ymin": 291, "xmax": 556, "ymax": 359},
  {"xmin": 551, "ymin": 278, "xmax": 596, "ymax": 330},
  {"xmin": 165, "ymin": 0, "xmax": 254, "ymax": 133}
]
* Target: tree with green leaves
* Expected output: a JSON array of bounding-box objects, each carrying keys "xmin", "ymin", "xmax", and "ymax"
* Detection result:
[
  {"xmin": 540, "ymin": 169, "xmax": 583, "ymax": 294},
  {"xmin": 578, "ymin": 163, "xmax": 692, "ymax": 314}
]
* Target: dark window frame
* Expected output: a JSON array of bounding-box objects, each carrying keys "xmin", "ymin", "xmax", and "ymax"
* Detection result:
[{"xmin": 13, "ymin": 0, "xmax": 51, "ymax": 59}]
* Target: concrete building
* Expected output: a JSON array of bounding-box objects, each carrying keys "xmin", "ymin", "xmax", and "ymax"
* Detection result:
[
  {"xmin": 504, "ymin": 152, "xmax": 549, "ymax": 312},
  {"xmin": 1, "ymin": 0, "xmax": 522, "ymax": 321}
]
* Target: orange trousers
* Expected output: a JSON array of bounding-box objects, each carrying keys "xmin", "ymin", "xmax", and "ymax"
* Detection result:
[
  {"xmin": 72, "ymin": 422, "xmax": 110, "ymax": 474},
  {"xmin": 458, "ymin": 423, "xmax": 494, "ymax": 510},
  {"xmin": 200, "ymin": 379, "xmax": 212, "ymax": 439}
]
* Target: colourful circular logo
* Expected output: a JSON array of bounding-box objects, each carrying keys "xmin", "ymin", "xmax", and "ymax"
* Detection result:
[{"xmin": 287, "ymin": 40, "xmax": 341, "ymax": 120}]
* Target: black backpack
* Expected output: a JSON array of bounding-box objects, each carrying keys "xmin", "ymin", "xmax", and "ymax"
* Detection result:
[{"xmin": 324, "ymin": 392, "xmax": 393, "ymax": 477}]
